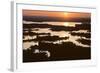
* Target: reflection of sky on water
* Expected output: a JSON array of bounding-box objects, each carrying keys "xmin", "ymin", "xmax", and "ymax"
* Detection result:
[
  {"xmin": 23, "ymin": 28, "xmax": 90, "ymax": 49},
  {"xmin": 23, "ymin": 41, "xmax": 38, "ymax": 50},
  {"xmin": 72, "ymin": 30, "xmax": 90, "ymax": 33}
]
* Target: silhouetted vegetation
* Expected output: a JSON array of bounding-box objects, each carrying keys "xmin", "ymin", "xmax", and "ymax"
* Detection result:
[
  {"xmin": 71, "ymin": 32, "xmax": 90, "ymax": 38},
  {"xmin": 23, "ymin": 31, "xmax": 51, "ymax": 36},
  {"xmin": 23, "ymin": 23, "xmax": 91, "ymax": 31},
  {"xmin": 23, "ymin": 42, "xmax": 91, "ymax": 62},
  {"xmin": 23, "ymin": 35, "xmax": 69, "ymax": 42},
  {"xmin": 77, "ymin": 39, "xmax": 91, "ymax": 45}
]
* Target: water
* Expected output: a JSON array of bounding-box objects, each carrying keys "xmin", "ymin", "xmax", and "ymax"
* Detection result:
[
  {"xmin": 23, "ymin": 21, "xmax": 82, "ymax": 27},
  {"xmin": 23, "ymin": 21, "xmax": 90, "ymax": 50}
]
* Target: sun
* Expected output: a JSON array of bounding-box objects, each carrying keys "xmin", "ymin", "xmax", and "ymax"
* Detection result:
[{"xmin": 63, "ymin": 12, "xmax": 68, "ymax": 16}]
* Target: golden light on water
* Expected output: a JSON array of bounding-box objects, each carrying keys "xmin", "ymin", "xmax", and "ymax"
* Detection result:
[
  {"xmin": 63, "ymin": 23, "xmax": 69, "ymax": 26},
  {"xmin": 63, "ymin": 22, "xmax": 76, "ymax": 27}
]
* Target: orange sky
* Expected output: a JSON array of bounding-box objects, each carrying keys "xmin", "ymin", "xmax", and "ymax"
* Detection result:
[{"xmin": 23, "ymin": 10, "xmax": 91, "ymax": 19}]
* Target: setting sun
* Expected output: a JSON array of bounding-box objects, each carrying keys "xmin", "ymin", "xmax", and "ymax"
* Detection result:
[{"xmin": 63, "ymin": 12, "xmax": 68, "ymax": 16}]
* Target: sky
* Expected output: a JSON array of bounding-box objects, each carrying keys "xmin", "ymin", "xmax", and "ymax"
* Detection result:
[{"xmin": 23, "ymin": 10, "xmax": 91, "ymax": 19}]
